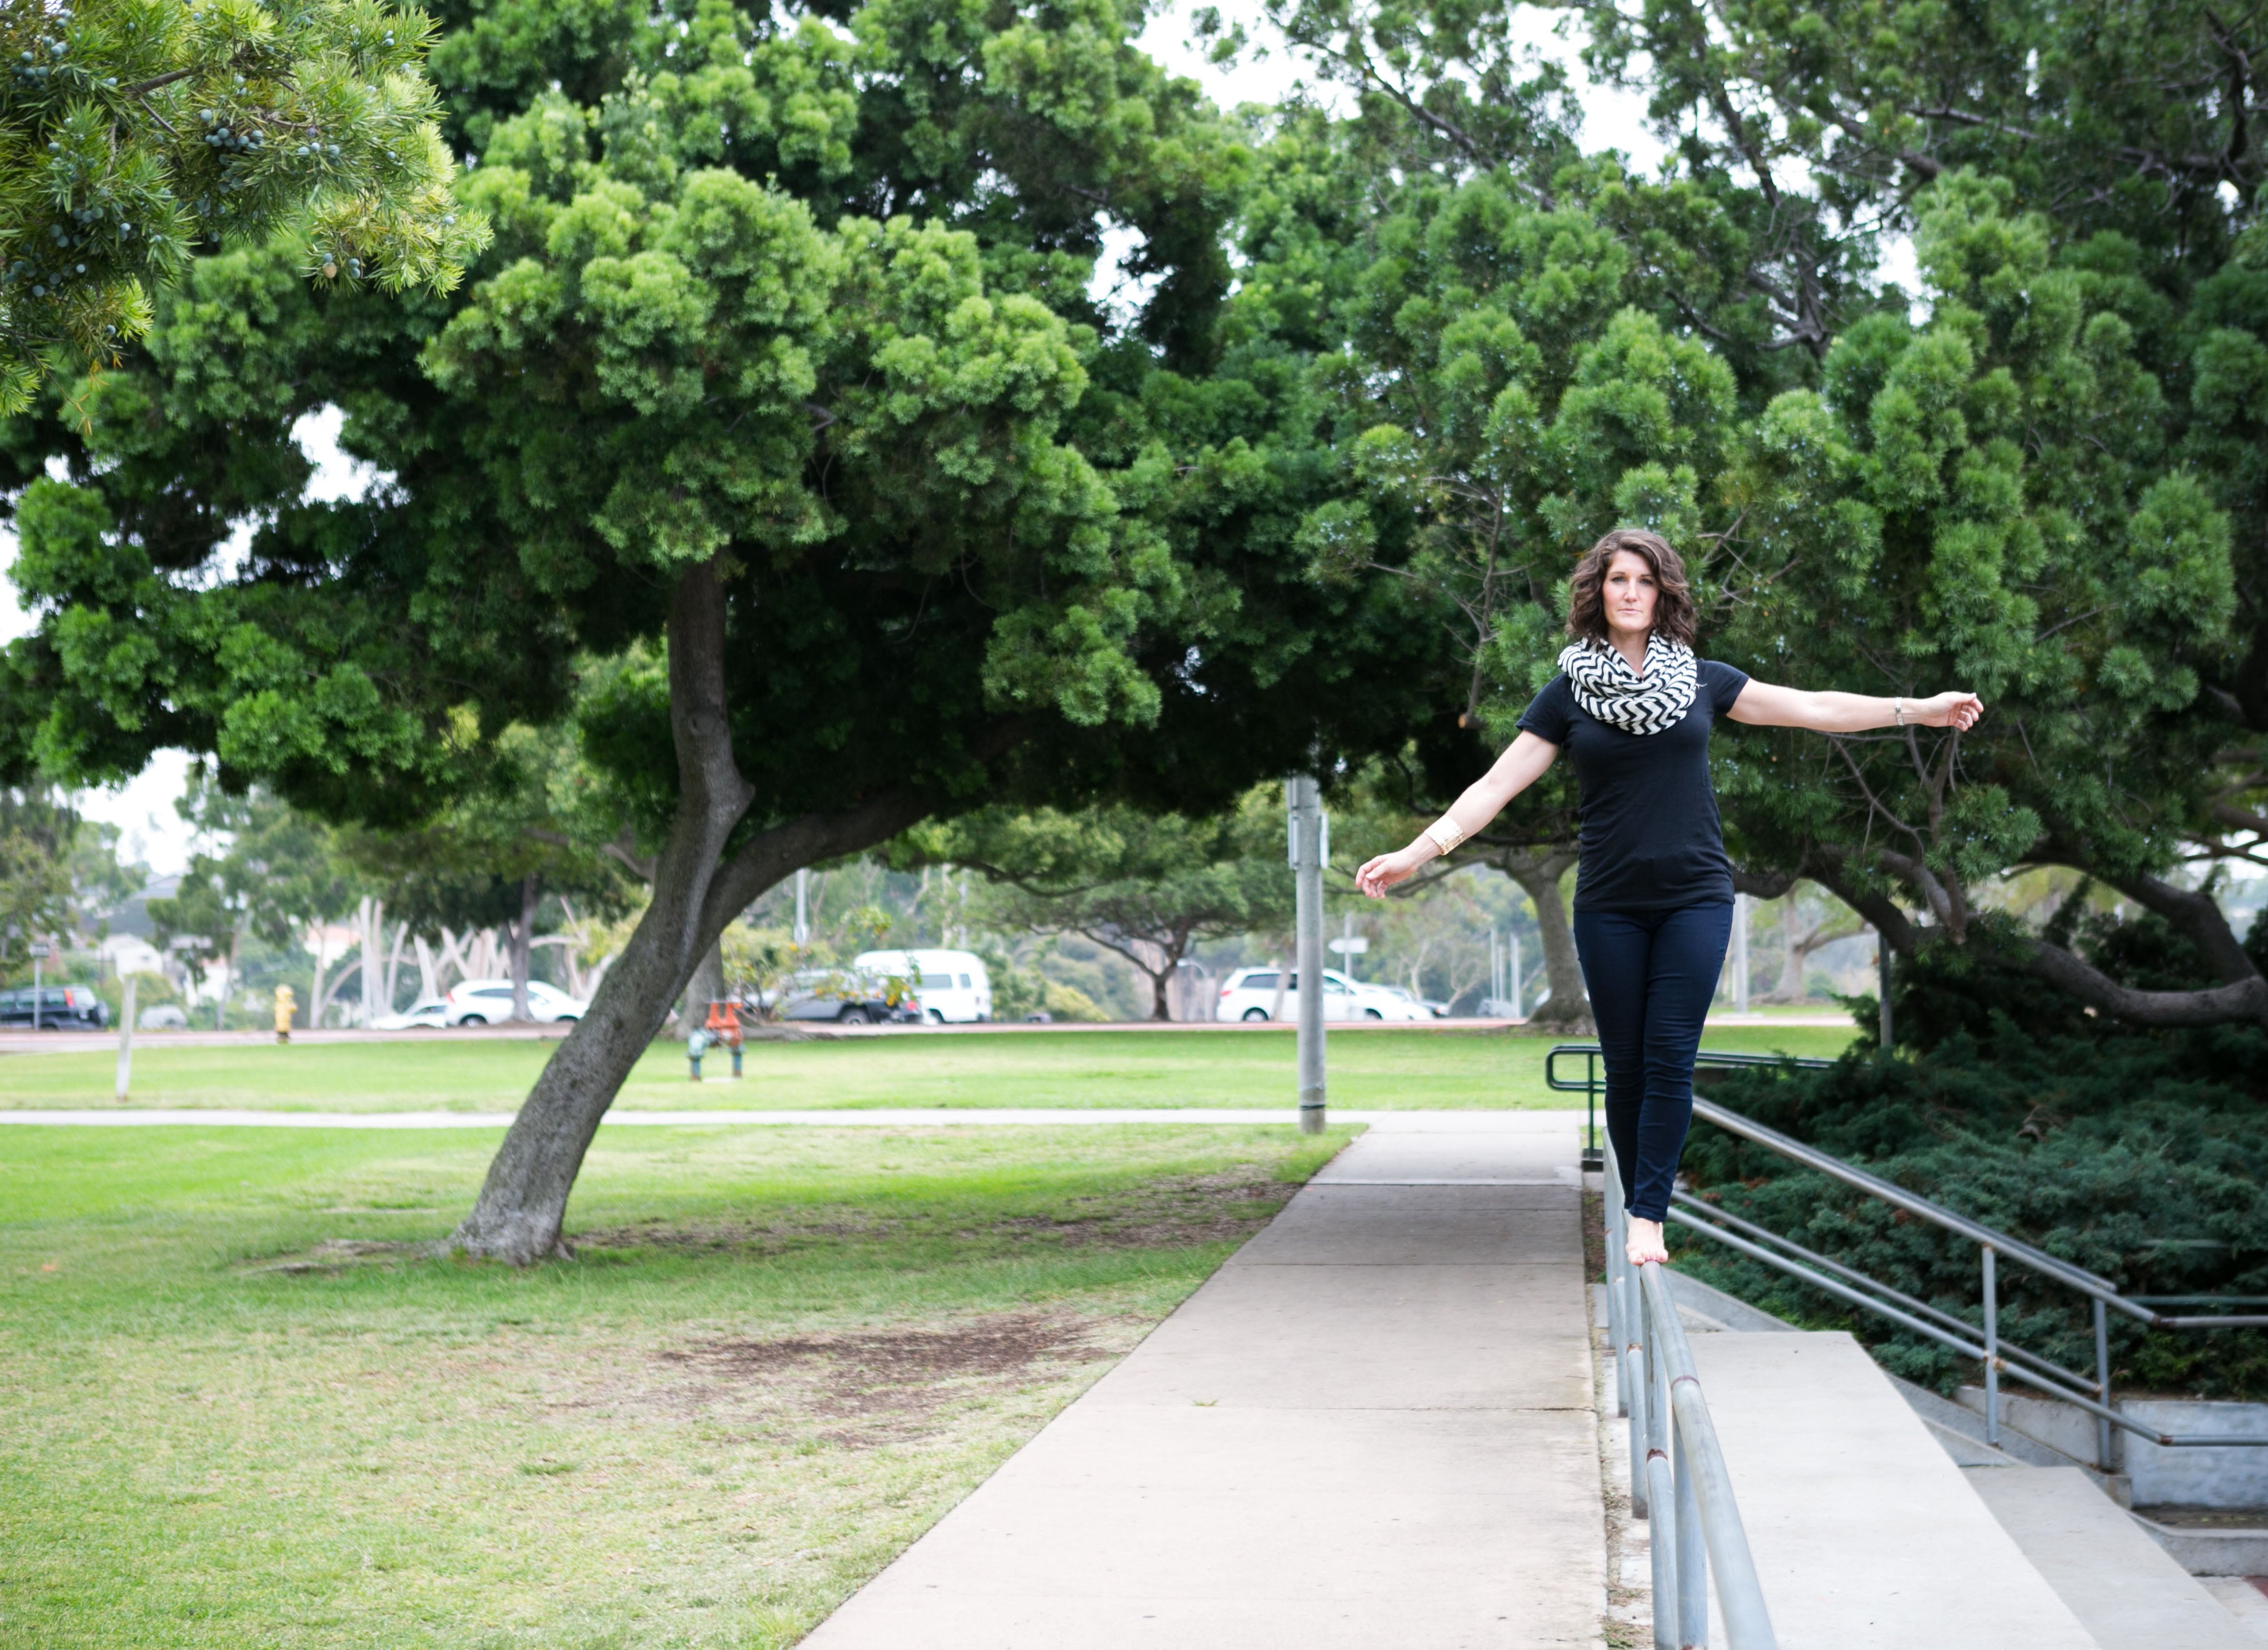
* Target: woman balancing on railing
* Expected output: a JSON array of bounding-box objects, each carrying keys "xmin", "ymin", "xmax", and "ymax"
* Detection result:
[{"xmin": 1356, "ymin": 529, "xmax": 1984, "ymax": 1268}]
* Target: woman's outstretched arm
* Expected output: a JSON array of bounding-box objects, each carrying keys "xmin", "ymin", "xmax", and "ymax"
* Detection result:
[
  {"xmin": 1727, "ymin": 681, "xmax": 1983, "ymax": 732},
  {"xmin": 1356, "ymin": 731, "xmax": 1561, "ymax": 898}
]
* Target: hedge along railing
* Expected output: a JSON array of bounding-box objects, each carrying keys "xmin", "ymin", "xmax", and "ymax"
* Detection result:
[
  {"xmin": 1603, "ymin": 1132, "xmax": 1778, "ymax": 1650},
  {"xmin": 1553, "ymin": 1045, "xmax": 2268, "ymax": 1472}
]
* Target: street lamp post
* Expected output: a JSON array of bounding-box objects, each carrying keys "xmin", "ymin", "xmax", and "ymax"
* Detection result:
[
  {"xmin": 29, "ymin": 940, "xmax": 50, "ymax": 1030},
  {"xmin": 1286, "ymin": 775, "xmax": 1327, "ymax": 1134}
]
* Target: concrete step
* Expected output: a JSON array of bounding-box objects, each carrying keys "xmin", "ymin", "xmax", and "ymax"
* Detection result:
[
  {"xmin": 1896, "ymin": 1374, "xmax": 2126, "ymax": 1491},
  {"xmin": 1966, "ymin": 1466, "xmax": 2259, "ymax": 1650},
  {"xmin": 1690, "ymin": 1330, "xmax": 2099, "ymax": 1649}
]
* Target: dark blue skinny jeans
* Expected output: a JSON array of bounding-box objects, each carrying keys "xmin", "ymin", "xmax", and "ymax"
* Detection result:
[{"xmin": 1571, "ymin": 901, "xmax": 1734, "ymax": 1221}]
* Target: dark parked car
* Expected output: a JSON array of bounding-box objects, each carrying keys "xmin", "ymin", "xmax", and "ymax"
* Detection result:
[
  {"xmin": 767, "ymin": 968, "xmax": 922, "ymax": 1026},
  {"xmin": 0, "ymin": 986, "xmax": 110, "ymax": 1029}
]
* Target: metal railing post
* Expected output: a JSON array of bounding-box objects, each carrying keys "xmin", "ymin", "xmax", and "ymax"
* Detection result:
[
  {"xmin": 1629, "ymin": 1272, "xmax": 1652, "ymax": 1519},
  {"xmin": 1606, "ymin": 1146, "xmax": 1630, "ymax": 1419},
  {"xmin": 2094, "ymin": 1298, "xmax": 2114, "ymax": 1473},
  {"xmin": 1641, "ymin": 1264, "xmax": 1779, "ymax": 1649},
  {"xmin": 1647, "ymin": 1322, "xmax": 1678, "ymax": 1650},
  {"xmin": 1674, "ymin": 1419, "xmax": 1708, "ymax": 1648},
  {"xmin": 1603, "ymin": 1130, "xmax": 1778, "ymax": 1648},
  {"xmin": 1982, "ymin": 1245, "xmax": 1999, "ymax": 1451}
]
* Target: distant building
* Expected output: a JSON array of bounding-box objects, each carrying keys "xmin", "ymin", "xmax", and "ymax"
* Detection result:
[{"xmin": 97, "ymin": 933, "xmax": 166, "ymax": 978}]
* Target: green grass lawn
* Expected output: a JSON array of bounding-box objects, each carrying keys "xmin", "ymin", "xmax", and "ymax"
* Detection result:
[
  {"xmin": 0, "ymin": 1122, "xmax": 1351, "ymax": 1649},
  {"xmin": 0, "ymin": 1023, "xmax": 1859, "ymax": 1112}
]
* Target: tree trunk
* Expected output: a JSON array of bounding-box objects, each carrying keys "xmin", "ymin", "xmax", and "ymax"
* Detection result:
[
  {"xmin": 308, "ymin": 926, "xmax": 331, "ymax": 1029},
  {"xmin": 509, "ymin": 874, "xmax": 538, "ymax": 1021},
  {"xmin": 450, "ymin": 561, "xmax": 961, "ymax": 1263},
  {"xmin": 1766, "ymin": 890, "xmax": 1861, "ymax": 1003},
  {"xmin": 1149, "ymin": 961, "xmax": 1174, "ymax": 1021},
  {"xmin": 1500, "ymin": 849, "xmax": 1591, "ymax": 1034},
  {"xmin": 679, "ymin": 938, "xmax": 724, "ymax": 1031},
  {"xmin": 453, "ymin": 561, "xmax": 757, "ymax": 1263},
  {"xmin": 384, "ymin": 919, "xmax": 407, "ymax": 1018},
  {"xmin": 1774, "ymin": 896, "xmax": 1804, "ymax": 999}
]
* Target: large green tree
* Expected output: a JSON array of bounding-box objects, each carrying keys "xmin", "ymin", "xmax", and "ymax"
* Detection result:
[
  {"xmin": 0, "ymin": 0, "xmax": 1449, "ymax": 1260},
  {"xmin": 1244, "ymin": 1, "xmax": 2268, "ymax": 1029}
]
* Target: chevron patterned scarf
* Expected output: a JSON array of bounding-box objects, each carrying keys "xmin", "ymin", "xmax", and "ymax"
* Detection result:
[{"xmin": 1557, "ymin": 635, "xmax": 1698, "ymax": 735}]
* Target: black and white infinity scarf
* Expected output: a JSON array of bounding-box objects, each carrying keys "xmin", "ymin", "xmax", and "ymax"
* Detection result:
[{"xmin": 1557, "ymin": 635, "xmax": 1697, "ymax": 735}]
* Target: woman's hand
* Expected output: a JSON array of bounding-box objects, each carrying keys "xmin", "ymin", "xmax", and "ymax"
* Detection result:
[
  {"xmin": 1356, "ymin": 847, "xmax": 1429, "ymax": 898},
  {"xmin": 1916, "ymin": 691, "xmax": 1984, "ymax": 731}
]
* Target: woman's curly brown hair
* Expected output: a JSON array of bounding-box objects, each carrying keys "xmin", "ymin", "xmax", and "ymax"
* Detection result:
[{"xmin": 1565, "ymin": 528, "xmax": 1697, "ymax": 648}]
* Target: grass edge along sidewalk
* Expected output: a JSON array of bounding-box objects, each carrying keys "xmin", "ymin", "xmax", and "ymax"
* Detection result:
[
  {"xmin": 0, "ymin": 1121, "xmax": 1356, "ymax": 1650},
  {"xmin": 0, "ymin": 1025, "xmax": 1859, "ymax": 1114}
]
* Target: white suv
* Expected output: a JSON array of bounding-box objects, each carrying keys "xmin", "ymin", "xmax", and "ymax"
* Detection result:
[
  {"xmin": 1213, "ymin": 966, "xmax": 1429, "ymax": 1022},
  {"xmin": 444, "ymin": 979, "xmax": 589, "ymax": 1025}
]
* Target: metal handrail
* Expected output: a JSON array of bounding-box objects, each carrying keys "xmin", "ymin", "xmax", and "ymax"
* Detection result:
[
  {"xmin": 1556, "ymin": 1043, "xmax": 2268, "ymax": 1467},
  {"xmin": 1604, "ymin": 1136, "xmax": 1779, "ymax": 1650}
]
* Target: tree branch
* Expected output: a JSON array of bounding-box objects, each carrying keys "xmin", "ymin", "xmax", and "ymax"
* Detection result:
[
  {"xmin": 2022, "ymin": 939, "xmax": 2268, "ymax": 1028},
  {"xmin": 2031, "ymin": 853, "xmax": 2263, "ymax": 985}
]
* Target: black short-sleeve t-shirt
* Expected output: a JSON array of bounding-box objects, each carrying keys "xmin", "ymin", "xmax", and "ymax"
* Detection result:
[{"xmin": 1516, "ymin": 661, "xmax": 1751, "ymax": 912}]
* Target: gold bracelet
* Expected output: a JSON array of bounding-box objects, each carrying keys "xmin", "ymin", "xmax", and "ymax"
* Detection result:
[{"xmin": 1424, "ymin": 818, "xmax": 1467, "ymax": 856}]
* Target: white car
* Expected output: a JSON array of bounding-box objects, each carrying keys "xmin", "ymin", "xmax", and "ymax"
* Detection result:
[
  {"xmin": 372, "ymin": 997, "xmax": 451, "ymax": 1029},
  {"xmin": 1214, "ymin": 966, "xmax": 1424, "ymax": 1022},
  {"xmin": 444, "ymin": 979, "xmax": 588, "ymax": 1025},
  {"xmin": 1354, "ymin": 983, "xmax": 1437, "ymax": 1021},
  {"xmin": 853, "ymin": 949, "xmax": 992, "ymax": 1023}
]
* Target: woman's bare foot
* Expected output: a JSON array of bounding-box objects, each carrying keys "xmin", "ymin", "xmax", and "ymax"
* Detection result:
[{"xmin": 1626, "ymin": 1216, "xmax": 1669, "ymax": 1267}]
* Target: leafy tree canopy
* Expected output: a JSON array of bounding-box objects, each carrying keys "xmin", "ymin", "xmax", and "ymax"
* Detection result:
[{"xmin": 0, "ymin": 0, "xmax": 486, "ymax": 403}]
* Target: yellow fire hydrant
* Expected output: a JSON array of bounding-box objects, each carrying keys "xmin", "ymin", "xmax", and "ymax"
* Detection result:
[{"xmin": 272, "ymin": 984, "xmax": 296, "ymax": 1044}]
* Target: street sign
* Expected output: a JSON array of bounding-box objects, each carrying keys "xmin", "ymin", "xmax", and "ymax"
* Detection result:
[
  {"xmin": 1327, "ymin": 937, "xmax": 1369, "ymax": 955},
  {"xmin": 27, "ymin": 942, "xmax": 50, "ymax": 959}
]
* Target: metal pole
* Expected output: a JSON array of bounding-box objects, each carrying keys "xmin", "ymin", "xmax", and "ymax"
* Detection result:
[
  {"xmin": 1287, "ymin": 776, "xmax": 1326, "ymax": 1134},
  {"xmin": 1675, "ymin": 1419, "xmax": 1709, "ymax": 1648},
  {"xmin": 1648, "ymin": 1322, "xmax": 1678, "ymax": 1650},
  {"xmin": 1627, "ymin": 1266, "xmax": 1651, "ymax": 1517},
  {"xmin": 114, "ymin": 976, "xmax": 136, "ymax": 1102},
  {"xmin": 1878, "ymin": 932, "xmax": 1893, "ymax": 1049},
  {"xmin": 1510, "ymin": 929, "xmax": 1523, "ymax": 1020},
  {"xmin": 793, "ymin": 868, "xmax": 810, "ymax": 946},
  {"xmin": 31, "ymin": 944, "xmax": 41, "ymax": 1030},
  {"xmin": 2094, "ymin": 1298, "xmax": 2114, "ymax": 1472},
  {"xmin": 1732, "ymin": 892, "xmax": 1749, "ymax": 1015},
  {"xmin": 1982, "ymin": 1245, "xmax": 2000, "ymax": 1450},
  {"xmin": 1606, "ymin": 1149, "xmax": 1630, "ymax": 1419}
]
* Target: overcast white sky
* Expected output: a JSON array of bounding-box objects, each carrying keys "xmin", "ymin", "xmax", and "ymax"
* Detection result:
[{"xmin": 0, "ymin": 4, "xmax": 1759, "ymax": 879}]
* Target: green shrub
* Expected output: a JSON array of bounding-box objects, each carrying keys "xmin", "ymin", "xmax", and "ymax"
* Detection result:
[{"xmin": 1679, "ymin": 906, "xmax": 2268, "ymax": 1400}]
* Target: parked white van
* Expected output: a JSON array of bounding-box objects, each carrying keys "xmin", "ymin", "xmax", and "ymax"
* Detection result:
[{"xmin": 854, "ymin": 949, "xmax": 993, "ymax": 1022}]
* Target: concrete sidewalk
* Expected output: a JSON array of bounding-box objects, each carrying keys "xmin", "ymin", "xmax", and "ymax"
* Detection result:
[{"xmin": 802, "ymin": 1116, "xmax": 1604, "ymax": 1649}]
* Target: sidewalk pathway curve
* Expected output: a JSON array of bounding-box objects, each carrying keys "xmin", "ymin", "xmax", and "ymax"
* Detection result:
[{"xmin": 801, "ymin": 1116, "xmax": 1605, "ymax": 1649}]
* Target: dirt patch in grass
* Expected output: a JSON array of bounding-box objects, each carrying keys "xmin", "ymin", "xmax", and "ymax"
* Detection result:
[
  {"xmin": 654, "ymin": 1311, "xmax": 1122, "ymax": 1446},
  {"xmin": 239, "ymin": 1238, "xmax": 444, "ymax": 1273}
]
